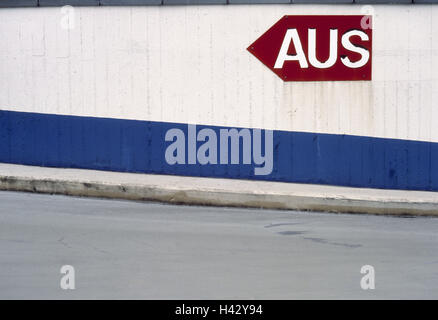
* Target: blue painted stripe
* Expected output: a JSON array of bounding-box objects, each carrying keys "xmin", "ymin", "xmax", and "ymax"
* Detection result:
[{"xmin": 1, "ymin": 110, "xmax": 437, "ymax": 191}]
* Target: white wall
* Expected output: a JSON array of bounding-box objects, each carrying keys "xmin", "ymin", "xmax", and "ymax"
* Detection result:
[{"xmin": 0, "ymin": 5, "xmax": 437, "ymax": 142}]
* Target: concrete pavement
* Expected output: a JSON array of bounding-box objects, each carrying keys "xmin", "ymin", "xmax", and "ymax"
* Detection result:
[
  {"xmin": 0, "ymin": 191, "xmax": 438, "ymax": 299},
  {"xmin": 2, "ymin": 163, "xmax": 438, "ymax": 215}
]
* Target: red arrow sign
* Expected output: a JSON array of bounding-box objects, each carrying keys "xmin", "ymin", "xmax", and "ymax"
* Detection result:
[{"xmin": 247, "ymin": 15, "xmax": 372, "ymax": 81}]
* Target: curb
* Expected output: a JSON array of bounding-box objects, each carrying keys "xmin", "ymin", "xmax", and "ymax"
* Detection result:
[{"xmin": 1, "ymin": 164, "xmax": 438, "ymax": 216}]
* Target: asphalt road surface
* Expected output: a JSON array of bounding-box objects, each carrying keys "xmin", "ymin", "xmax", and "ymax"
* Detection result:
[{"xmin": 0, "ymin": 191, "xmax": 437, "ymax": 299}]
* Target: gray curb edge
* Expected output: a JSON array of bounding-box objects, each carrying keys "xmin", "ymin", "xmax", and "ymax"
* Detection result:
[{"xmin": 1, "ymin": 175, "xmax": 438, "ymax": 216}]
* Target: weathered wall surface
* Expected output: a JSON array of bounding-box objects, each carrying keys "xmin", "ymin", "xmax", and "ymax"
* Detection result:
[{"xmin": 1, "ymin": 5, "xmax": 438, "ymax": 190}]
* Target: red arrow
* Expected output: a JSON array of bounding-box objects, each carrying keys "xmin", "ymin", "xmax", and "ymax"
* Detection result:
[{"xmin": 247, "ymin": 15, "xmax": 372, "ymax": 81}]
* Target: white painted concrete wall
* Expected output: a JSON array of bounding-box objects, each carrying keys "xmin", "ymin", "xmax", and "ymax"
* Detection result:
[{"xmin": 0, "ymin": 5, "xmax": 437, "ymax": 142}]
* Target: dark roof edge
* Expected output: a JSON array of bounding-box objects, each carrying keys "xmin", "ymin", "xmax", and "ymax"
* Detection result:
[{"xmin": 2, "ymin": 0, "xmax": 438, "ymax": 9}]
